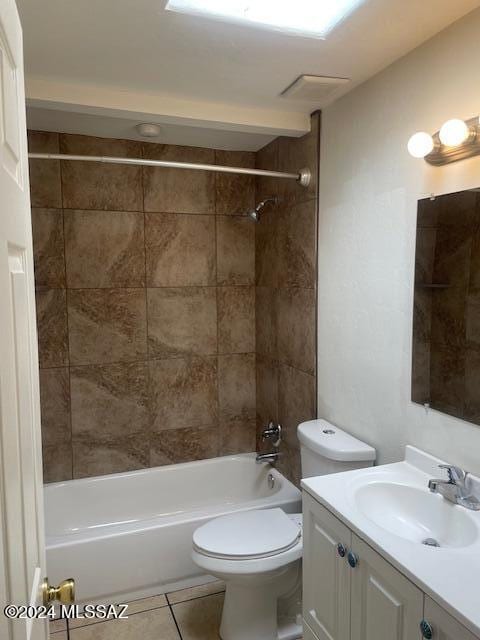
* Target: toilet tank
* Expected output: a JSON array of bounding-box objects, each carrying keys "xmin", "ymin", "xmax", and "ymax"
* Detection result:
[{"xmin": 297, "ymin": 419, "xmax": 376, "ymax": 478}]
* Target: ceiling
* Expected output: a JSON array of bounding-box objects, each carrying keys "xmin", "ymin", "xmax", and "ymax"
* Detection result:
[{"xmin": 18, "ymin": 0, "xmax": 480, "ymax": 150}]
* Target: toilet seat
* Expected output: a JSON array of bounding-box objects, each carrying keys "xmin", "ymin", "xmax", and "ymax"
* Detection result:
[{"xmin": 193, "ymin": 509, "xmax": 302, "ymax": 561}]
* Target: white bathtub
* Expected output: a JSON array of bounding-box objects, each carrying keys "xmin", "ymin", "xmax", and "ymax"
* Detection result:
[{"xmin": 44, "ymin": 454, "xmax": 301, "ymax": 604}]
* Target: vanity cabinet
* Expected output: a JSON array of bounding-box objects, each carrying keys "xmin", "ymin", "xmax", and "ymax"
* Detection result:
[
  {"xmin": 422, "ymin": 597, "xmax": 478, "ymax": 640},
  {"xmin": 303, "ymin": 492, "xmax": 351, "ymax": 640},
  {"xmin": 350, "ymin": 534, "xmax": 423, "ymax": 640},
  {"xmin": 302, "ymin": 491, "xmax": 479, "ymax": 640}
]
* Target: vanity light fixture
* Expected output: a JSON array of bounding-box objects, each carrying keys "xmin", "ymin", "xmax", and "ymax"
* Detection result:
[{"xmin": 408, "ymin": 116, "xmax": 480, "ymax": 165}]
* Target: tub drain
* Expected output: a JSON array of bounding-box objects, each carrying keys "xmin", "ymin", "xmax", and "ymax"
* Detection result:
[{"xmin": 422, "ymin": 537, "xmax": 440, "ymax": 547}]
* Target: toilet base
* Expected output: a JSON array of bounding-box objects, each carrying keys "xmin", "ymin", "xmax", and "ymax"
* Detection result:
[{"xmin": 219, "ymin": 563, "xmax": 301, "ymax": 640}]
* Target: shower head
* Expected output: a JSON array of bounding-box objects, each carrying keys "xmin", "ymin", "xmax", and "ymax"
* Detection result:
[{"xmin": 247, "ymin": 197, "xmax": 277, "ymax": 223}]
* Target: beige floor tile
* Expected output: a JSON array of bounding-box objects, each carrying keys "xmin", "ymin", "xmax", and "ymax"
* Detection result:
[
  {"xmin": 50, "ymin": 633, "xmax": 67, "ymax": 639},
  {"xmin": 122, "ymin": 593, "xmax": 168, "ymax": 614},
  {"xmin": 167, "ymin": 580, "xmax": 225, "ymax": 605},
  {"xmin": 68, "ymin": 595, "xmax": 167, "ymax": 630},
  {"xmin": 172, "ymin": 592, "xmax": 224, "ymax": 640},
  {"xmin": 49, "ymin": 618, "xmax": 67, "ymax": 634},
  {"xmin": 69, "ymin": 607, "xmax": 180, "ymax": 640}
]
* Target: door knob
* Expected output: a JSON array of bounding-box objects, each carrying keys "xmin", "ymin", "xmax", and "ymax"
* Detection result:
[
  {"xmin": 336, "ymin": 543, "xmax": 347, "ymax": 558},
  {"xmin": 42, "ymin": 577, "xmax": 75, "ymax": 606}
]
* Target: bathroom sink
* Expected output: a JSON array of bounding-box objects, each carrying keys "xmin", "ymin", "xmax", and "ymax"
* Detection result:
[{"xmin": 354, "ymin": 482, "xmax": 478, "ymax": 548}]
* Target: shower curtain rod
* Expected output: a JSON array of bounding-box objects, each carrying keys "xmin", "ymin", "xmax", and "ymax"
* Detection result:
[{"xmin": 28, "ymin": 153, "xmax": 312, "ymax": 187}]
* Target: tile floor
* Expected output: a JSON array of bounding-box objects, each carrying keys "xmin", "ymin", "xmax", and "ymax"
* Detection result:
[{"xmin": 50, "ymin": 580, "xmax": 225, "ymax": 640}]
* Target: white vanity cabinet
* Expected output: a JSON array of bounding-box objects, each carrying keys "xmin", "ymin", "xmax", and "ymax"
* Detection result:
[
  {"xmin": 302, "ymin": 491, "xmax": 479, "ymax": 640},
  {"xmin": 350, "ymin": 534, "xmax": 423, "ymax": 640},
  {"xmin": 422, "ymin": 597, "xmax": 478, "ymax": 640},
  {"xmin": 303, "ymin": 492, "xmax": 351, "ymax": 640}
]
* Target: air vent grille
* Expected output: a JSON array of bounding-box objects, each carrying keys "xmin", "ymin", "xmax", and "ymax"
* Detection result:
[{"xmin": 281, "ymin": 74, "xmax": 349, "ymax": 102}]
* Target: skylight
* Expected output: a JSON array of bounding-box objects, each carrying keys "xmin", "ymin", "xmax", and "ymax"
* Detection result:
[{"xmin": 165, "ymin": 0, "xmax": 365, "ymax": 39}]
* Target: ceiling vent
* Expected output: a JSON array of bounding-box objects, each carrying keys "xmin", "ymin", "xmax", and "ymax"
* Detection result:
[{"xmin": 280, "ymin": 75, "xmax": 350, "ymax": 102}]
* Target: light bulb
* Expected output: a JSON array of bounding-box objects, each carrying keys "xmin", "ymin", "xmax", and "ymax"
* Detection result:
[
  {"xmin": 407, "ymin": 132, "xmax": 434, "ymax": 158},
  {"xmin": 439, "ymin": 119, "xmax": 469, "ymax": 147}
]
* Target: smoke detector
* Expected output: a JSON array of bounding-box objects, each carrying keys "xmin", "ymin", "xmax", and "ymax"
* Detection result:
[
  {"xmin": 281, "ymin": 75, "xmax": 350, "ymax": 102},
  {"xmin": 136, "ymin": 123, "xmax": 162, "ymax": 138}
]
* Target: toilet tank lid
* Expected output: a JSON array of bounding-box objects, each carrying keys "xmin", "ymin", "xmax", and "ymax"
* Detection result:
[{"xmin": 297, "ymin": 419, "xmax": 376, "ymax": 462}]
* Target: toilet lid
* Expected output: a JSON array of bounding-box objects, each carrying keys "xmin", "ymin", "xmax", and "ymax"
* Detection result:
[{"xmin": 193, "ymin": 509, "xmax": 301, "ymax": 560}]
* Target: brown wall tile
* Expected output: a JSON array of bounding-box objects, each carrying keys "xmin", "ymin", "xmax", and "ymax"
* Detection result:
[
  {"xmin": 255, "ymin": 115, "xmax": 319, "ymax": 486},
  {"xmin": 217, "ymin": 286, "xmax": 255, "ymax": 354},
  {"xmin": 64, "ymin": 210, "xmax": 145, "ymax": 288},
  {"xmin": 218, "ymin": 353, "xmax": 256, "ymax": 424},
  {"xmin": 31, "ymin": 208, "xmax": 66, "ymax": 289},
  {"xmin": 36, "ymin": 289, "xmax": 69, "ymax": 367},
  {"xmin": 149, "ymin": 357, "xmax": 217, "ymax": 431},
  {"xmin": 255, "ymin": 200, "xmax": 278, "ymax": 287},
  {"xmin": 39, "ymin": 367, "xmax": 71, "ymax": 446},
  {"xmin": 278, "ymin": 364, "xmax": 315, "ymax": 447},
  {"xmin": 28, "ymin": 131, "xmax": 62, "ymax": 208},
  {"xmin": 215, "ymin": 150, "xmax": 255, "ymax": 215},
  {"xmin": 68, "ymin": 288, "xmax": 147, "ymax": 365},
  {"xmin": 60, "ymin": 135, "xmax": 143, "ymax": 211},
  {"xmin": 277, "ymin": 288, "xmax": 316, "ymax": 374},
  {"xmin": 217, "ymin": 217, "xmax": 255, "ymax": 285},
  {"xmin": 277, "ymin": 199, "xmax": 316, "ymax": 288},
  {"xmin": 150, "ymin": 426, "xmax": 218, "ymax": 466},
  {"xmin": 147, "ymin": 287, "xmax": 217, "ymax": 357},
  {"xmin": 255, "ymin": 287, "xmax": 277, "ymax": 360},
  {"xmin": 145, "ymin": 213, "xmax": 215, "ymax": 286},
  {"xmin": 73, "ymin": 435, "xmax": 149, "ymax": 479},
  {"xmin": 29, "ymin": 130, "xmax": 321, "ymax": 480},
  {"xmin": 43, "ymin": 443, "xmax": 73, "ymax": 483},
  {"xmin": 256, "ymin": 355, "xmax": 278, "ymax": 426},
  {"xmin": 219, "ymin": 420, "xmax": 256, "ymax": 455},
  {"xmin": 143, "ymin": 144, "xmax": 215, "ymax": 214},
  {"xmin": 70, "ymin": 362, "xmax": 149, "ymax": 440}
]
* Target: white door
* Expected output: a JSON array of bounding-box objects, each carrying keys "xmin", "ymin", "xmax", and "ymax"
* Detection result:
[
  {"xmin": 302, "ymin": 492, "xmax": 351, "ymax": 640},
  {"xmin": 350, "ymin": 534, "xmax": 423, "ymax": 640},
  {"xmin": 0, "ymin": 1, "xmax": 48, "ymax": 639},
  {"xmin": 423, "ymin": 597, "xmax": 479, "ymax": 640}
]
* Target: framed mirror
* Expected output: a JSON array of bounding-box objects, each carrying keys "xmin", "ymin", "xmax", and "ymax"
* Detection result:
[{"xmin": 412, "ymin": 188, "xmax": 480, "ymax": 424}]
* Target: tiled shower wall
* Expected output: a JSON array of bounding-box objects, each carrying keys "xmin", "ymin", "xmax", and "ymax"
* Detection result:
[
  {"xmin": 29, "ymin": 131, "xmax": 257, "ymax": 482},
  {"xmin": 255, "ymin": 113, "xmax": 319, "ymax": 485}
]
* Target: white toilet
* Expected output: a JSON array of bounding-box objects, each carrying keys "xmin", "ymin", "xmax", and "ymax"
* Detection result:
[{"xmin": 192, "ymin": 419, "xmax": 376, "ymax": 640}]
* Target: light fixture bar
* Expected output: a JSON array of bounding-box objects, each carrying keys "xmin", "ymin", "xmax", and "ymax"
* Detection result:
[
  {"xmin": 28, "ymin": 153, "xmax": 312, "ymax": 186},
  {"xmin": 425, "ymin": 117, "xmax": 479, "ymax": 166}
]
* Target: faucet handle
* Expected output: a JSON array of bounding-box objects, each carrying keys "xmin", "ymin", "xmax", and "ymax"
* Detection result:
[{"xmin": 439, "ymin": 464, "xmax": 468, "ymax": 485}]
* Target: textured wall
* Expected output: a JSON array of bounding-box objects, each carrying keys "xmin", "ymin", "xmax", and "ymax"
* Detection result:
[
  {"xmin": 255, "ymin": 113, "xmax": 320, "ymax": 486},
  {"xmin": 29, "ymin": 131, "xmax": 256, "ymax": 481},
  {"xmin": 318, "ymin": 9, "xmax": 480, "ymax": 473}
]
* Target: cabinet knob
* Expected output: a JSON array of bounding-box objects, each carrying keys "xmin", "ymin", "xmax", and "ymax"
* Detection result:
[
  {"xmin": 347, "ymin": 551, "xmax": 358, "ymax": 568},
  {"xmin": 420, "ymin": 619, "xmax": 434, "ymax": 639},
  {"xmin": 336, "ymin": 543, "xmax": 347, "ymax": 558}
]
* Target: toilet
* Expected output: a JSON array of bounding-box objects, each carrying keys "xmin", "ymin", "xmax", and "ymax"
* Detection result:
[{"xmin": 192, "ymin": 420, "xmax": 376, "ymax": 640}]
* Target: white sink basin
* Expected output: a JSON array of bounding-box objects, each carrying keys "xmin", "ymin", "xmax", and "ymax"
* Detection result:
[{"xmin": 355, "ymin": 482, "xmax": 478, "ymax": 548}]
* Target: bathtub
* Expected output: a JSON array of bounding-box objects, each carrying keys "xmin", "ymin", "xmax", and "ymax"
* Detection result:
[{"xmin": 44, "ymin": 454, "xmax": 301, "ymax": 604}]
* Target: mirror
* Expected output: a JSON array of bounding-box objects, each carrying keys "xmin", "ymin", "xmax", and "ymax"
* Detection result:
[{"xmin": 412, "ymin": 188, "xmax": 480, "ymax": 424}]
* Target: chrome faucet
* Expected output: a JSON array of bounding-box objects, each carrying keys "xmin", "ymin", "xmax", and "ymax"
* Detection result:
[
  {"xmin": 261, "ymin": 421, "xmax": 282, "ymax": 447},
  {"xmin": 428, "ymin": 464, "xmax": 480, "ymax": 510},
  {"xmin": 255, "ymin": 451, "xmax": 280, "ymax": 465},
  {"xmin": 255, "ymin": 421, "xmax": 282, "ymax": 465}
]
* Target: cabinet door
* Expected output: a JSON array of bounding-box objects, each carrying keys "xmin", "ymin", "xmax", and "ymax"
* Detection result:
[
  {"xmin": 302, "ymin": 491, "xmax": 352, "ymax": 640},
  {"xmin": 350, "ymin": 534, "xmax": 423, "ymax": 640},
  {"xmin": 423, "ymin": 597, "xmax": 479, "ymax": 640}
]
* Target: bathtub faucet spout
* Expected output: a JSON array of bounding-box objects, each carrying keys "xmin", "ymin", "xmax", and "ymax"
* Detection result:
[{"xmin": 255, "ymin": 452, "xmax": 279, "ymax": 465}]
